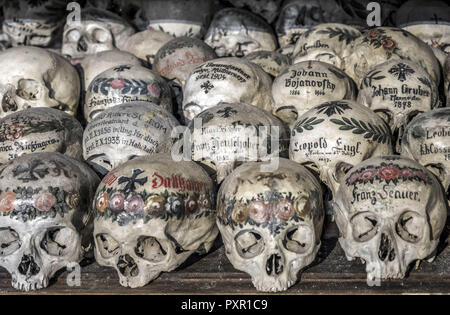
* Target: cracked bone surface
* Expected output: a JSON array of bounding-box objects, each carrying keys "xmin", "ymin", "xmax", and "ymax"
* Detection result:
[
  {"xmin": 334, "ymin": 156, "xmax": 447, "ymax": 285},
  {"xmin": 93, "ymin": 153, "xmax": 218, "ymax": 288},
  {"xmin": 217, "ymin": 158, "xmax": 324, "ymax": 292},
  {"xmin": 0, "ymin": 152, "xmax": 99, "ymax": 291}
]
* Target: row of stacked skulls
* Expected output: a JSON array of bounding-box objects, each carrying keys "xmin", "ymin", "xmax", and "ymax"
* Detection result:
[{"xmin": 0, "ymin": 0, "xmax": 448, "ymax": 292}]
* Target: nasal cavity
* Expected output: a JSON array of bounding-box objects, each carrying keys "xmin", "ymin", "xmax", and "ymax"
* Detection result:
[
  {"xmin": 378, "ymin": 233, "xmax": 396, "ymax": 262},
  {"xmin": 18, "ymin": 254, "xmax": 40, "ymax": 277},
  {"xmin": 266, "ymin": 254, "xmax": 283, "ymax": 276},
  {"xmin": 117, "ymin": 254, "xmax": 139, "ymax": 277},
  {"xmin": 77, "ymin": 36, "xmax": 88, "ymax": 52}
]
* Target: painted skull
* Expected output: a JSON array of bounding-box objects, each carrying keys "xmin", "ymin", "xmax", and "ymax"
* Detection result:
[
  {"xmin": 272, "ymin": 61, "xmax": 357, "ymax": 126},
  {"xmin": 402, "ymin": 108, "xmax": 450, "ymax": 201},
  {"xmin": 62, "ymin": 7, "xmax": 135, "ymax": 60},
  {"xmin": 153, "ymin": 37, "xmax": 217, "ymax": 89},
  {"xmin": 357, "ymin": 59, "xmax": 439, "ymax": 153},
  {"xmin": 93, "ymin": 154, "xmax": 218, "ymax": 288},
  {"xmin": 188, "ymin": 103, "xmax": 290, "ymax": 183},
  {"xmin": 83, "ymin": 102, "xmax": 179, "ymax": 176},
  {"xmin": 0, "ymin": 107, "xmax": 83, "ymax": 164},
  {"xmin": 344, "ymin": 27, "xmax": 441, "ymax": 87},
  {"xmin": 0, "ymin": 152, "xmax": 99, "ymax": 291},
  {"xmin": 244, "ymin": 50, "xmax": 291, "ymax": 77},
  {"xmin": 334, "ymin": 156, "xmax": 447, "ymax": 284},
  {"xmin": 204, "ymin": 8, "xmax": 278, "ymax": 58},
  {"xmin": 289, "ymin": 100, "xmax": 393, "ymax": 203},
  {"xmin": 84, "ymin": 64, "xmax": 173, "ymax": 122},
  {"xmin": 0, "ymin": 46, "xmax": 80, "ymax": 118},
  {"xmin": 217, "ymin": 159, "xmax": 324, "ymax": 292},
  {"xmin": 182, "ymin": 57, "xmax": 273, "ymax": 121}
]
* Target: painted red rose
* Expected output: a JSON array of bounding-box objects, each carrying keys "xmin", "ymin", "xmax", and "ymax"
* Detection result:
[
  {"xmin": 248, "ymin": 200, "xmax": 269, "ymax": 223},
  {"xmin": 276, "ymin": 199, "xmax": 294, "ymax": 222},
  {"xmin": 111, "ymin": 78, "xmax": 125, "ymax": 89},
  {"xmin": 360, "ymin": 169, "xmax": 377, "ymax": 181},
  {"xmin": 0, "ymin": 192, "xmax": 15, "ymax": 212},
  {"xmin": 378, "ymin": 166, "xmax": 400, "ymax": 181},
  {"xmin": 126, "ymin": 195, "xmax": 144, "ymax": 213},
  {"xmin": 34, "ymin": 191, "xmax": 56, "ymax": 212},
  {"xmin": 348, "ymin": 172, "xmax": 360, "ymax": 185},
  {"xmin": 400, "ymin": 168, "xmax": 414, "ymax": 179},
  {"xmin": 185, "ymin": 194, "xmax": 198, "ymax": 213},
  {"xmin": 109, "ymin": 193, "xmax": 125, "ymax": 212},
  {"xmin": 147, "ymin": 83, "xmax": 160, "ymax": 98},
  {"xmin": 382, "ymin": 38, "xmax": 396, "ymax": 52},
  {"xmin": 5, "ymin": 124, "xmax": 23, "ymax": 141},
  {"xmin": 367, "ymin": 31, "xmax": 379, "ymax": 40}
]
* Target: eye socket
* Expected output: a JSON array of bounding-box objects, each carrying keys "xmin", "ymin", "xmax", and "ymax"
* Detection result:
[
  {"xmin": 134, "ymin": 236, "xmax": 168, "ymax": 263},
  {"xmin": 16, "ymin": 79, "xmax": 41, "ymax": 101},
  {"xmin": 91, "ymin": 28, "xmax": 110, "ymax": 43},
  {"xmin": 0, "ymin": 228, "xmax": 21, "ymax": 256},
  {"xmin": 282, "ymin": 225, "xmax": 313, "ymax": 254},
  {"xmin": 396, "ymin": 211, "xmax": 425, "ymax": 243},
  {"xmin": 95, "ymin": 233, "xmax": 120, "ymax": 259},
  {"xmin": 235, "ymin": 230, "xmax": 265, "ymax": 259},
  {"xmin": 334, "ymin": 162, "xmax": 353, "ymax": 183},
  {"xmin": 351, "ymin": 212, "xmax": 378, "ymax": 242},
  {"xmin": 407, "ymin": 110, "xmax": 423, "ymax": 123},
  {"xmin": 374, "ymin": 109, "xmax": 393, "ymax": 126},
  {"xmin": 66, "ymin": 29, "xmax": 81, "ymax": 42},
  {"xmin": 40, "ymin": 227, "xmax": 78, "ymax": 257}
]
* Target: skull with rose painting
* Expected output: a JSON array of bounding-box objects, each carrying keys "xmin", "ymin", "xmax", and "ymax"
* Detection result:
[
  {"xmin": 334, "ymin": 156, "xmax": 447, "ymax": 285},
  {"xmin": 84, "ymin": 64, "xmax": 172, "ymax": 122},
  {"xmin": 217, "ymin": 159, "xmax": 324, "ymax": 292},
  {"xmin": 357, "ymin": 59, "xmax": 440, "ymax": 153},
  {"xmin": 289, "ymin": 100, "xmax": 393, "ymax": 211},
  {"xmin": 93, "ymin": 154, "xmax": 218, "ymax": 288},
  {"xmin": 402, "ymin": 108, "xmax": 450, "ymax": 201},
  {"xmin": 0, "ymin": 152, "xmax": 99, "ymax": 291}
]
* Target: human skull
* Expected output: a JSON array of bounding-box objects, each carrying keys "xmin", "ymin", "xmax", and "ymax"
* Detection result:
[
  {"xmin": 217, "ymin": 158, "xmax": 324, "ymax": 292},
  {"xmin": 227, "ymin": 0, "xmax": 283, "ymax": 24},
  {"xmin": 289, "ymin": 100, "xmax": 393, "ymax": 203},
  {"xmin": 83, "ymin": 102, "xmax": 179, "ymax": 176},
  {"xmin": 0, "ymin": 152, "xmax": 99, "ymax": 291},
  {"xmin": 182, "ymin": 58, "xmax": 273, "ymax": 121},
  {"xmin": 84, "ymin": 64, "xmax": 173, "ymax": 122},
  {"xmin": 153, "ymin": 37, "xmax": 217, "ymax": 89},
  {"xmin": 62, "ymin": 7, "xmax": 135, "ymax": 60},
  {"xmin": 0, "ymin": 107, "xmax": 83, "ymax": 164},
  {"xmin": 292, "ymin": 23, "xmax": 362, "ymax": 70},
  {"xmin": 93, "ymin": 154, "xmax": 218, "ymax": 288},
  {"xmin": 204, "ymin": 8, "xmax": 278, "ymax": 58},
  {"xmin": 334, "ymin": 156, "xmax": 447, "ymax": 284},
  {"xmin": 402, "ymin": 108, "xmax": 450, "ymax": 201},
  {"xmin": 344, "ymin": 27, "xmax": 441, "ymax": 86},
  {"xmin": 357, "ymin": 59, "xmax": 439, "ymax": 153},
  {"xmin": 2, "ymin": 0, "xmax": 66, "ymax": 47},
  {"xmin": 244, "ymin": 50, "xmax": 291, "ymax": 77},
  {"xmin": 188, "ymin": 102, "xmax": 290, "ymax": 183},
  {"xmin": 272, "ymin": 61, "xmax": 357, "ymax": 126},
  {"xmin": 0, "ymin": 46, "xmax": 80, "ymax": 118}
]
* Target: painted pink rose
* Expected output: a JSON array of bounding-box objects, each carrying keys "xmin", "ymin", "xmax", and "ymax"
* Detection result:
[
  {"xmin": 360, "ymin": 169, "xmax": 377, "ymax": 181},
  {"xmin": 147, "ymin": 83, "xmax": 160, "ymax": 98},
  {"xmin": 5, "ymin": 124, "xmax": 23, "ymax": 141},
  {"xmin": 126, "ymin": 195, "xmax": 144, "ymax": 213},
  {"xmin": 248, "ymin": 200, "xmax": 269, "ymax": 223},
  {"xmin": 111, "ymin": 78, "xmax": 125, "ymax": 89},
  {"xmin": 276, "ymin": 199, "xmax": 294, "ymax": 222},
  {"xmin": 367, "ymin": 31, "xmax": 379, "ymax": 40},
  {"xmin": 378, "ymin": 166, "xmax": 400, "ymax": 181},
  {"xmin": 109, "ymin": 193, "xmax": 125, "ymax": 212},
  {"xmin": 34, "ymin": 191, "xmax": 56, "ymax": 212},
  {"xmin": 0, "ymin": 192, "xmax": 16, "ymax": 212},
  {"xmin": 400, "ymin": 168, "xmax": 414, "ymax": 179},
  {"xmin": 348, "ymin": 172, "xmax": 360, "ymax": 185},
  {"xmin": 382, "ymin": 38, "xmax": 396, "ymax": 52}
]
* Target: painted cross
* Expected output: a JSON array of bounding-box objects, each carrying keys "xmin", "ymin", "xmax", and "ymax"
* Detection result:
[
  {"xmin": 114, "ymin": 65, "xmax": 131, "ymax": 72},
  {"xmin": 217, "ymin": 106, "xmax": 237, "ymax": 118},
  {"xmin": 13, "ymin": 160, "xmax": 49, "ymax": 183},
  {"xmin": 200, "ymin": 80, "xmax": 214, "ymax": 94},
  {"xmin": 118, "ymin": 168, "xmax": 148, "ymax": 194},
  {"xmin": 388, "ymin": 63, "xmax": 415, "ymax": 82}
]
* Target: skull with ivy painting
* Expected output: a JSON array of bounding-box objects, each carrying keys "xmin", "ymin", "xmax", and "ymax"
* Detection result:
[{"xmin": 217, "ymin": 159, "xmax": 324, "ymax": 292}]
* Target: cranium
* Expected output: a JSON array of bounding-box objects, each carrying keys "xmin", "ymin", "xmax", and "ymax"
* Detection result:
[
  {"xmin": 182, "ymin": 57, "xmax": 273, "ymax": 121},
  {"xmin": 272, "ymin": 61, "xmax": 357, "ymax": 126},
  {"xmin": 334, "ymin": 156, "xmax": 447, "ymax": 284},
  {"xmin": 358, "ymin": 59, "xmax": 439, "ymax": 153},
  {"xmin": 0, "ymin": 107, "xmax": 83, "ymax": 164},
  {"xmin": 217, "ymin": 159, "xmax": 324, "ymax": 292},
  {"xmin": 93, "ymin": 154, "xmax": 218, "ymax": 288},
  {"xmin": 0, "ymin": 152, "xmax": 99, "ymax": 291},
  {"xmin": 188, "ymin": 102, "xmax": 290, "ymax": 183},
  {"xmin": 83, "ymin": 102, "xmax": 179, "ymax": 176},
  {"xmin": 244, "ymin": 50, "xmax": 291, "ymax": 77},
  {"xmin": 204, "ymin": 8, "xmax": 278, "ymax": 58},
  {"xmin": 0, "ymin": 46, "xmax": 80, "ymax": 118},
  {"xmin": 84, "ymin": 64, "xmax": 173, "ymax": 122}
]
